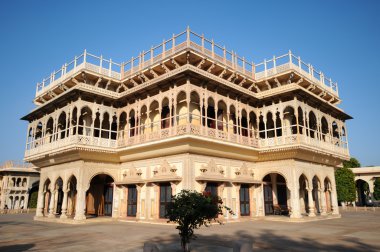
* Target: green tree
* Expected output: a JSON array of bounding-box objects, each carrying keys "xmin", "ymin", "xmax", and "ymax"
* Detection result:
[
  {"xmin": 343, "ymin": 157, "xmax": 361, "ymax": 168},
  {"xmin": 166, "ymin": 190, "xmax": 233, "ymax": 252},
  {"xmin": 374, "ymin": 177, "xmax": 380, "ymax": 200},
  {"xmin": 335, "ymin": 167, "xmax": 356, "ymax": 204},
  {"xmin": 28, "ymin": 191, "xmax": 38, "ymax": 208}
]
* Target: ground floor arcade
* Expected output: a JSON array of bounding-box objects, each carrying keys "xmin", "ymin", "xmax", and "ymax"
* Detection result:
[{"xmin": 34, "ymin": 155, "xmax": 340, "ymax": 223}]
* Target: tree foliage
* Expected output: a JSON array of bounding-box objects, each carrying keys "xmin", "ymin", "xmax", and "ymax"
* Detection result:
[
  {"xmin": 166, "ymin": 190, "xmax": 233, "ymax": 252},
  {"xmin": 28, "ymin": 191, "xmax": 38, "ymax": 208},
  {"xmin": 343, "ymin": 157, "xmax": 361, "ymax": 169},
  {"xmin": 374, "ymin": 177, "xmax": 380, "ymax": 200},
  {"xmin": 335, "ymin": 167, "xmax": 356, "ymax": 203}
]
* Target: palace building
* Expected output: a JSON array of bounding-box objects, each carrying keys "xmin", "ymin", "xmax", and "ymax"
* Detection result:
[
  {"xmin": 23, "ymin": 28, "xmax": 351, "ymax": 223},
  {"xmin": 0, "ymin": 160, "xmax": 39, "ymax": 212}
]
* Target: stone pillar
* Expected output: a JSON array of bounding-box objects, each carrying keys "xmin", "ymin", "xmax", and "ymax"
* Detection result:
[
  {"xmin": 331, "ymin": 185, "xmax": 340, "ymax": 215},
  {"xmin": 74, "ymin": 185, "xmax": 88, "ymax": 221},
  {"xmin": 290, "ymin": 181, "xmax": 301, "ymax": 218},
  {"xmin": 307, "ymin": 188, "xmax": 316, "ymax": 217},
  {"xmin": 36, "ymin": 186, "xmax": 45, "ymax": 217},
  {"xmin": 60, "ymin": 189, "xmax": 69, "ymax": 219},
  {"xmin": 48, "ymin": 190, "xmax": 56, "ymax": 218},
  {"xmin": 23, "ymin": 193, "xmax": 29, "ymax": 210},
  {"xmin": 257, "ymin": 184, "xmax": 264, "ymax": 217},
  {"xmin": 153, "ymin": 184, "xmax": 159, "ymax": 220},
  {"xmin": 136, "ymin": 185, "xmax": 143, "ymax": 220},
  {"xmin": 320, "ymin": 189, "xmax": 327, "ymax": 216},
  {"xmin": 271, "ymin": 174, "xmax": 278, "ymax": 205},
  {"xmin": 235, "ymin": 184, "xmax": 241, "ymax": 219}
]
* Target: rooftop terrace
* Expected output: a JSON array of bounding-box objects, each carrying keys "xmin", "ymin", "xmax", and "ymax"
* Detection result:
[{"xmin": 34, "ymin": 28, "xmax": 339, "ymax": 99}]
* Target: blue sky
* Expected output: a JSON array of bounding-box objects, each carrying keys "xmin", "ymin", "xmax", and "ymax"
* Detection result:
[{"xmin": 0, "ymin": 1, "xmax": 379, "ymax": 166}]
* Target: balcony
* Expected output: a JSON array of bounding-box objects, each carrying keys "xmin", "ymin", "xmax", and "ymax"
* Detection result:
[{"xmin": 25, "ymin": 113, "xmax": 349, "ymax": 160}]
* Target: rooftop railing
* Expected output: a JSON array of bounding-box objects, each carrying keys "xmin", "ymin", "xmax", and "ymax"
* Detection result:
[
  {"xmin": 35, "ymin": 51, "xmax": 122, "ymax": 96},
  {"xmin": 0, "ymin": 160, "xmax": 33, "ymax": 169},
  {"xmin": 34, "ymin": 28, "xmax": 339, "ymax": 98},
  {"xmin": 121, "ymin": 29, "xmax": 255, "ymax": 80},
  {"xmin": 255, "ymin": 51, "xmax": 339, "ymax": 95}
]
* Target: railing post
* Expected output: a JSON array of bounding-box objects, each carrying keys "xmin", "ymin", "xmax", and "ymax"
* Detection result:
[
  {"xmin": 231, "ymin": 50, "xmax": 234, "ymax": 68},
  {"xmin": 223, "ymin": 46, "xmax": 226, "ymax": 64},
  {"xmin": 139, "ymin": 52, "xmax": 142, "ymax": 71},
  {"xmin": 131, "ymin": 56, "xmax": 134, "ymax": 73},
  {"xmin": 289, "ymin": 50, "xmax": 292, "ymax": 64},
  {"xmin": 251, "ymin": 61, "xmax": 255, "ymax": 79},
  {"xmin": 320, "ymin": 72, "xmax": 324, "ymax": 85},
  {"xmin": 162, "ymin": 39, "xmax": 166, "ymax": 58},
  {"xmin": 150, "ymin": 46, "xmax": 154, "ymax": 64},
  {"xmin": 64, "ymin": 63, "xmax": 67, "ymax": 75},
  {"xmin": 109, "ymin": 59, "xmax": 112, "ymax": 77},
  {"xmin": 201, "ymin": 34, "xmax": 205, "ymax": 53},
  {"xmin": 298, "ymin": 56, "xmax": 301, "ymax": 70},
  {"xmin": 235, "ymin": 52, "xmax": 238, "ymax": 68},
  {"xmin": 172, "ymin": 34, "xmax": 175, "ymax": 53},
  {"xmin": 309, "ymin": 64, "xmax": 313, "ymax": 78},
  {"xmin": 121, "ymin": 62, "xmax": 125, "ymax": 79},
  {"xmin": 211, "ymin": 39, "xmax": 215, "ymax": 58},
  {"xmin": 273, "ymin": 55, "xmax": 277, "ymax": 74},
  {"xmin": 74, "ymin": 55, "xmax": 77, "ymax": 68},
  {"xmin": 99, "ymin": 55, "xmax": 103, "ymax": 73},
  {"xmin": 242, "ymin": 57, "xmax": 246, "ymax": 74},
  {"xmin": 83, "ymin": 49, "xmax": 87, "ymax": 63},
  {"xmin": 264, "ymin": 59, "xmax": 267, "ymax": 77},
  {"xmin": 186, "ymin": 26, "xmax": 190, "ymax": 47}
]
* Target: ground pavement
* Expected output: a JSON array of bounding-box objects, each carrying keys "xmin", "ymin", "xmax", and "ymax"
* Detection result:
[{"xmin": 0, "ymin": 210, "xmax": 379, "ymax": 251}]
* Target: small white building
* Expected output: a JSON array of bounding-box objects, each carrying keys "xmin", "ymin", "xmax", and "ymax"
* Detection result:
[
  {"xmin": 351, "ymin": 167, "xmax": 380, "ymax": 206},
  {"xmin": 0, "ymin": 161, "xmax": 40, "ymax": 210}
]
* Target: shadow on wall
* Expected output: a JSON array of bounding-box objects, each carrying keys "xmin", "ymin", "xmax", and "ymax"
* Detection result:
[
  {"xmin": 0, "ymin": 244, "xmax": 34, "ymax": 252},
  {"xmin": 146, "ymin": 229, "xmax": 379, "ymax": 252}
]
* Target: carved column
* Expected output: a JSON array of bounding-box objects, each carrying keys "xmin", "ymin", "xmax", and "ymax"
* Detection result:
[
  {"xmin": 271, "ymin": 174, "xmax": 278, "ymax": 205},
  {"xmin": 60, "ymin": 189, "xmax": 69, "ymax": 219},
  {"xmin": 235, "ymin": 184, "xmax": 241, "ymax": 219},
  {"xmin": 48, "ymin": 189, "xmax": 56, "ymax": 218},
  {"xmin": 218, "ymin": 183, "xmax": 227, "ymax": 219},
  {"xmin": 136, "ymin": 185, "xmax": 143, "ymax": 220},
  {"xmin": 257, "ymin": 184, "xmax": 264, "ymax": 217},
  {"xmin": 307, "ymin": 188, "xmax": 316, "ymax": 217},
  {"xmin": 290, "ymin": 175, "xmax": 301, "ymax": 218},
  {"xmin": 35, "ymin": 182, "xmax": 45, "ymax": 217},
  {"xmin": 66, "ymin": 111, "xmax": 70, "ymax": 138},
  {"xmin": 153, "ymin": 184, "xmax": 159, "ymax": 220},
  {"xmin": 331, "ymin": 184, "xmax": 340, "ymax": 215},
  {"xmin": 75, "ymin": 109, "xmax": 80, "ymax": 135},
  {"xmin": 74, "ymin": 184, "xmax": 88, "ymax": 221},
  {"xmin": 320, "ymin": 188, "xmax": 327, "ymax": 216}
]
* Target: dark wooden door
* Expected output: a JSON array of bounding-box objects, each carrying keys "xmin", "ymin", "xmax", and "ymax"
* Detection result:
[
  {"xmin": 240, "ymin": 184, "xmax": 250, "ymax": 216},
  {"xmin": 127, "ymin": 185, "xmax": 137, "ymax": 217},
  {"xmin": 104, "ymin": 184, "xmax": 113, "ymax": 216},
  {"xmin": 264, "ymin": 184, "xmax": 273, "ymax": 215},
  {"xmin": 159, "ymin": 183, "xmax": 172, "ymax": 218}
]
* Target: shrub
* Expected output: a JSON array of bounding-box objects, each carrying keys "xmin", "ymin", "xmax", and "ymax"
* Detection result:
[{"xmin": 166, "ymin": 190, "xmax": 233, "ymax": 252}]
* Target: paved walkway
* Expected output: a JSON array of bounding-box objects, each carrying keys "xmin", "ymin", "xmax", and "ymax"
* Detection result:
[{"xmin": 0, "ymin": 211, "xmax": 379, "ymax": 251}]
